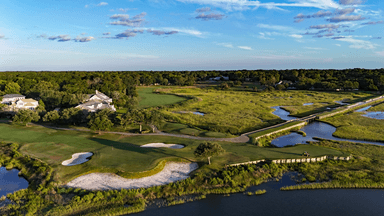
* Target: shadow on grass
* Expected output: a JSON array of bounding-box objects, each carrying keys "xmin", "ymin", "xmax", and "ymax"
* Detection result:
[{"xmin": 89, "ymin": 138, "xmax": 193, "ymax": 162}]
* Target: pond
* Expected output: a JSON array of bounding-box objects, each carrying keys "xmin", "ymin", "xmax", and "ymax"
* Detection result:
[
  {"xmin": 303, "ymin": 103, "xmax": 313, "ymax": 106},
  {"xmin": 355, "ymin": 106, "xmax": 384, "ymax": 120},
  {"xmin": 335, "ymin": 101, "xmax": 349, "ymax": 105},
  {"xmin": 137, "ymin": 172, "xmax": 384, "ymax": 216},
  {"xmin": 271, "ymin": 121, "xmax": 384, "ymax": 147},
  {"xmin": 0, "ymin": 167, "xmax": 29, "ymax": 197},
  {"xmin": 192, "ymin": 111, "xmax": 205, "ymax": 116},
  {"xmin": 271, "ymin": 106, "xmax": 297, "ymax": 121}
]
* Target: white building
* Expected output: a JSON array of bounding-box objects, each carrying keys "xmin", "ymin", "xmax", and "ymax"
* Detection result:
[
  {"xmin": 1, "ymin": 94, "xmax": 26, "ymax": 105},
  {"xmin": 14, "ymin": 99, "xmax": 39, "ymax": 110},
  {"xmin": 86, "ymin": 90, "xmax": 112, "ymax": 103},
  {"xmin": 76, "ymin": 90, "xmax": 115, "ymax": 113}
]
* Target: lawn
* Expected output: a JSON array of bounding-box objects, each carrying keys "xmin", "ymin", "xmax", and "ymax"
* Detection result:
[
  {"xmin": 137, "ymin": 87, "xmax": 186, "ymax": 108},
  {"xmin": 0, "ymin": 123, "xmax": 345, "ymax": 183},
  {"xmin": 158, "ymin": 87, "xmax": 373, "ymax": 134}
]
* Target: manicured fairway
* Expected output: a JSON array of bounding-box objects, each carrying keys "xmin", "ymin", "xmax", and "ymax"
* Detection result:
[
  {"xmin": 137, "ymin": 87, "xmax": 186, "ymax": 108},
  {"xmin": 0, "ymin": 123, "xmax": 347, "ymax": 183}
]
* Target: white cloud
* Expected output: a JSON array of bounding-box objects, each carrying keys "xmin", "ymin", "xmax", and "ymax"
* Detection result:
[
  {"xmin": 163, "ymin": 28, "xmax": 204, "ymax": 37},
  {"xmin": 335, "ymin": 44, "xmax": 341, "ymax": 46},
  {"xmin": 176, "ymin": 0, "xmax": 341, "ymax": 11},
  {"xmin": 304, "ymin": 47, "xmax": 327, "ymax": 50},
  {"xmin": 97, "ymin": 2, "xmax": 108, "ymax": 6},
  {"xmin": 290, "ymin": 34, "xmax": 303, "ymax": 39},
  {"xmin": 252, "ymin": 54, "xmax": 298, "ymax": 60},
  {"xmin": 333, "ymin": 36, "xmax": 378, "ymax": 49},
  {"xmin": 238, "ymin": 46, "xmax": 252, "ymax": 50},
  {"xmin": 376, "ymin": 51, "xmax": 384, "ymax": 57},
  {"xmin": 216, "ymin": 42, "xmax": 234, "ymax": 48},
  {"xmin": 257, "ymin": 24, "xmax": 297, "ymax": 32},
  {"xmin": 257, "ymin": 32, "xmax": 275, "ymax": 40}
]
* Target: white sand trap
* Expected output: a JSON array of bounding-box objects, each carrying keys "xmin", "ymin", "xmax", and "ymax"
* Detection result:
[
  {"xmin": 62, "ymin": 152, "xmax": 93, "ymax": 166},
  {"xmin": 65, "ymin": 162, "xmax": 198, "ymax": 190},
  {"xmin": 141, "ymin": 143, "xmax": 184, "ymax": 149}
]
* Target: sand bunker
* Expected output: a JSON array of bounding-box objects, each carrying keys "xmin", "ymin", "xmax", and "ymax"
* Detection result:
[
  {"xmin": 62, "ymin": 152, "xmax": 93, "ymax": 166},
  {"xmin": 141, "ymin": 143, "xmax": 184, "ymax": 149},
  {"xmin": 65, "ymin": 162, "xmax": 198, "ymax": 190}
]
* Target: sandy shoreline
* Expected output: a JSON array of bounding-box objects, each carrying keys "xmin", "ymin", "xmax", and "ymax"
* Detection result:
[
  {"xmin": 62, "ymin": 152, "xmax": 93, "ymax": 166},
  {"xmin": 65, "ymin": 162, "xmax": 198, "ymax": 190}
]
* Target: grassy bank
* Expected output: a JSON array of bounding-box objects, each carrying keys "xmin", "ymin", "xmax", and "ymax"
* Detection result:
[
  {"xmin": 320, "ymin": 112, "xmax": 384, "ymax": 142},
  {"xmin": 248, "ymin": 121, "xmax": 305, "ymax": 138},
  {"xmin": 0, "ymin": 123, "xmax": 345, "ymax": 183},
  {"xmin": 157, "ymin": 88, "xmax": 372, "ymax": 134},
  {"xmin": 368, "ymin": 102, "xmax": 384, "ymax": 111},
  {"xmin": 281, "ymin": 139, "xmax": 384, "ymax": 190}
]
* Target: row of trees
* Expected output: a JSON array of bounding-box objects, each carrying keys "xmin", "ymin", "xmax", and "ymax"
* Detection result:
[{"xmin": 12, "ymin": 107, "xmax": 164, "ymax": 134}]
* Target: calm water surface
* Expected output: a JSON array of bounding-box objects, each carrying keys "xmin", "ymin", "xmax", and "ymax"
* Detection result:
[
  {"xmin": 271, "ymin": 121, "xmax": 384, "ymax": 147},
  {"xmin": 138, "ymin": 173, "xmax": 384, "ymax": 216},
  {"xmin": 355, "ymin": 105, "xmax": 384, "ymax": 120},
  {"xmin": 0, "ymin": 167, "xmax": 29, "ymax": 197},
  {"xmin": 271, "ymin": 106, "xmax": 297, "ymax": 121}
]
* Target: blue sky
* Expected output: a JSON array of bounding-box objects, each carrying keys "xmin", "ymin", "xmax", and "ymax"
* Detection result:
[{"xmin": 1, "ymin": 0, "xmax": 383, "ymax": 71}]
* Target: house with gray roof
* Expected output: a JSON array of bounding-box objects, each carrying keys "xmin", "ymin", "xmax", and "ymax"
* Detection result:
[
  {"xmin": 76, "ymin": 90, "xmax": 115, "ymax": 113},
  {"xmin": 86, "ymin": 90, "xmax": 112, "ymax": 103},
  {"xmin": 1, "ymin": 94, "xmax": 26, "ymax": 105},
  {"xmin": 76, "ymin": 100, "xmax": 116, "ymax": 113}
]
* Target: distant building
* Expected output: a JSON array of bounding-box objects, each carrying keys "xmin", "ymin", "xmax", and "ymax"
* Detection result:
[
  {"xmin": 209, "ymin": 76, "xmax": 229, "ymax": 81},
  {"xmin": 85, "ymin": 90, "xmax": 112, "ymax": 103},
  {"xmin": 76, "ymin": 90, "xmax": 115, "ymax": 113},
  {"xmin": 1, "ymin": 94, "xmax": 26, "ymax": 105},
  {"xmin": 76, "ymin": 100, "xmax": 116, "ymax": 113},
  {"xmin": 14, "ymin": 99, "xmax": 39, "ymax": 110}
]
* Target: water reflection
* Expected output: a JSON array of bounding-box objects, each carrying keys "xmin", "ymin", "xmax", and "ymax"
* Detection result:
[
  {"xmin": 192, "ymin": 112, "xmax": 205, "ymax": 116},
  {"xmin": 355, "ymin": 106, "xmax": 384, "ymax": 120},
  {"xmin": 0, "ymin": 167, "xmax": 29, "ymax": 197},
  {"xmin": 271, "ymin": 122, "xmax": 384, "ymax": 147},
  {"xmin": 137, "ymin": 172, "xmax": 384, "ymax": 216},
  {"xmin": 271, "ymin": 106, "xmax": 297, "ymax": 121},
  {"xmin": 303, "ymin": 103, "xmax": 313, "ymax": 106}
]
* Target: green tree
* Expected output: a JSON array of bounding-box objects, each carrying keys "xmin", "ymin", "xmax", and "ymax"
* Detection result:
[
  {"xmin": 43, "ymin": 110, "xmax": 60, "ymax": 122},
  {"xmin": 13, "ymin": 109, "xmax": 40, "ymax": 126},
  {"xmin": 60, "ymin": 107, "xmax": 85, "ymax": 125},
  {"xmin": 4, "ymin": 82, "xmax": 21, "ymax": 94},
  {"xmin": 88, "ymin": 109, "xmax": 114, "ymax": 134},
  {"xmin": 194, "ymin": 142, "xmax": 225, "ymax": 165}
]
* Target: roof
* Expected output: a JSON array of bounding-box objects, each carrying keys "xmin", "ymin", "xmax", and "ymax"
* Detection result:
[
  {"xmin": 77, "ymin": 100, "xmax": 114, "ymax": 112},
  {"xmin": 24, "ymin": 103, "xmax": 37, "ymax": 106},
  {"xmin": 21, "ymin": 99, "xmax": 38, "ymax": 103},
  {"xmin": 86, "ymin": 90, "xmax": 111, "ymax": 101},
  {"xmin": 3, "ymin": 94, "xmax": 25, "ymax": 98}
]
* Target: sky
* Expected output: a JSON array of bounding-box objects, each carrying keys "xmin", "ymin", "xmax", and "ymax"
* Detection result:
[{"xmin": 1, "ymin": 0, "xmax": 384, "ymax": 71}]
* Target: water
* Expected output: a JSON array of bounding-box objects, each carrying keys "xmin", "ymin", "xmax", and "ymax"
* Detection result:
[
  {"xmin": 335, "ymin": 101, "xmax": 349, "ymax": 105},
  {"xmin": 137, "ymin": 172, "xmax": 384, "ymax": 216},
  {"xmin": 355, "ymin": 105, "xmax": 384, "ymax": 120},
  {"xmin": 303, "ymin": 103, "xmax": 313, "ymax": 106},
  {"xmin": 355, "ymin": 106, "xmax": 372, "ymax": 112},
  {"xmin": 271, "ymin": 121, "xmax": 384, "ymax": 147},
  {"xmin": 0, "ymin": 167, "xmax": 29, "ymax": 197},
  {"xmin": 271, "ymin": 106, "xmax": 297, "ymax": 121},
  {"xmin": 192, "ymin": 111, "xmax": 205, "ymax": 116},
  {"xmin": 363, "ymin": 112, "xmax": 384, "ymax": 120}
]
